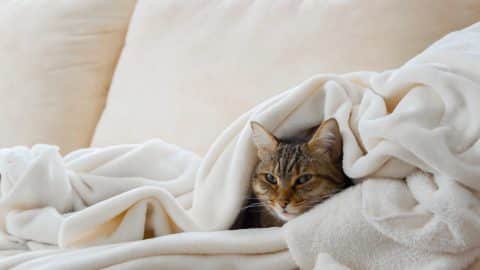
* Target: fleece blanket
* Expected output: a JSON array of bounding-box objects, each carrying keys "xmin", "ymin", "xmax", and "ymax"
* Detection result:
[{"xmin": 1, "ymin": 22, "xmax": 480, "ymax": 270}]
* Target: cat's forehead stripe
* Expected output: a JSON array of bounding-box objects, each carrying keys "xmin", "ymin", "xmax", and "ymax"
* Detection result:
[{"xmin": 276, "ymin": 143, "xmax": 305, "ymax": 179}]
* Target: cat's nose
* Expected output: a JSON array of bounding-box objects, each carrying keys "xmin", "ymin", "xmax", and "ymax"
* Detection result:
[{"xmin": 279, "ymin": 201, "xmax": 289, "ymax": 209}]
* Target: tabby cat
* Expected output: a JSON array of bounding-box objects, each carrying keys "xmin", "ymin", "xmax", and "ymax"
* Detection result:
[{"xmin": 232, "ymin": 118, "xmax": 352, "ymax": 228}]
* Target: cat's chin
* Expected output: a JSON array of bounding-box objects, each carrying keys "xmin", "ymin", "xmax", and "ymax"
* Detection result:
[{"xmin": 273, "ymin": 210, "xmax": 298, "ymax": 221}]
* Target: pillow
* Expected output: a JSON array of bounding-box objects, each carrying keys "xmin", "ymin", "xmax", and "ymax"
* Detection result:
[
  {"xmin": 92, "ymin": 0, "xmax": 480, "ymax": 155},
  {"xmin": 0, "ymin": 0, "xmax": 136, "ymax": 153}
]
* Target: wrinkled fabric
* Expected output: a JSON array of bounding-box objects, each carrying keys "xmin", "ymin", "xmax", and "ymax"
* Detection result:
[{"xmin": 1, "ymin": 22, "xmax": 480, "ymax": 270}]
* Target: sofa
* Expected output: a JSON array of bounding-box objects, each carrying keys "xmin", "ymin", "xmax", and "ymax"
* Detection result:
[{"xmin": 1, "ymin": 0, "xmax": 480, "ymax": 269}]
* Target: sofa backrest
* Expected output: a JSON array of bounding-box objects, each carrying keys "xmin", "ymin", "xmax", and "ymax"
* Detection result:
[
  {"xmin": 91, "ymin": 0, "xmax": 480, "ymax": 155},
  {"xmin": 0, "ymin": 0, "xmax": 136, "ymax": 153},
  {"xmin": 2, "ymin": 0, "xmax": 480, "ymax": 154}
]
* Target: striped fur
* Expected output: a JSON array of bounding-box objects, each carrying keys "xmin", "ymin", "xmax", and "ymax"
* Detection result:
[{"xmin": 233, "ymin": 119, "xmax": 351, "ymax": 228}]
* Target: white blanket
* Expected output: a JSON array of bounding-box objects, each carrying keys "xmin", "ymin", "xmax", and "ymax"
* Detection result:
[{"xmin": 1, "ymin": 22, "xmax": 480, "ymax": 270}]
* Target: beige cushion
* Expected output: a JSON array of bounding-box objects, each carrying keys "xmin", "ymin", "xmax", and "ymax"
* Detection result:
[
  {"xmin": 0, "ymin": 0, "xmax": 136, "ymax": 153},
  {"xmin": 92, "ymin": 0, "xmax": 480, "ymax": 155}
]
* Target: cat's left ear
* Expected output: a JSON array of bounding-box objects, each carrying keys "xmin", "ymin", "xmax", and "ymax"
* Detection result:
[{"xmin": 307, "ymin": 118, "xmax": 342, "ymax": 161}]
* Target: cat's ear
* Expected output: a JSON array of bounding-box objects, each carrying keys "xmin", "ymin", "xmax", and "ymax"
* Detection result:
[
  {"xmin": 307, "ymin": 118, "xmax": 342, "ymax": 161},
  {"xmin": 250, "ymin": 121, "xmax": 278, "ymax": 157}
]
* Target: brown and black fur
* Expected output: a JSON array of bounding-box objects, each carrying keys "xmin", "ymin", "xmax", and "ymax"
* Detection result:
[{"xmin": 232, "ymin": 119, "xmax": 352, "ymax": 229}]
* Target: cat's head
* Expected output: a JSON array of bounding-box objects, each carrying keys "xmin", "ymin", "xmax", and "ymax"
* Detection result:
[{"xmin": 250, "ymin": 119, "xmax": 350, "ymax": 222}]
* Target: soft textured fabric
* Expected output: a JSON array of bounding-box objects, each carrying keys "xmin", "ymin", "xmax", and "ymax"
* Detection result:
[
  {"xmin": 91, "ymin": 0, "xmax": 480, "ymax": 155},
  {"xmin": 1, "ymin": 22, "xmax": 480, "ymax": 269},
  {"xmin": 285, "ymin": 184, "xmax": 480, "ymax": 270},
  {"xmin": 0, "ymin": 0, "xmax": 136, "ymax": 153}
]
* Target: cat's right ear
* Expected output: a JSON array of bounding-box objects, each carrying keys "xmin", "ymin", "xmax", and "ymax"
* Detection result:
[{"xmin": 250, "ymin": 121, "xmax": 278, "ymax": 158}]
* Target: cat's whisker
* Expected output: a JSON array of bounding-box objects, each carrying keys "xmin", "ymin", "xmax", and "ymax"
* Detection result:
[
  {"xmin": 240, "ymin": 204, "xmax": 263, "ymax": 209},
  {"xmin": 244, "ymin": 209, "xmax": 270, "ymax": 213},
  {"xmin": 240, "ymin": 202, "xmax": 268, "ymax": 211}
]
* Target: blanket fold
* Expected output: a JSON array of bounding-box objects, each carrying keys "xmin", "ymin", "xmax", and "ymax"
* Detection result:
[{"xmin": 1, "ymin": 22, "xmax": 480, "ymax": 270}]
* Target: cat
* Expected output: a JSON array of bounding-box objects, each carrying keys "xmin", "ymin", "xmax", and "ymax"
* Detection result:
[{"xmin": 231, "ymin": 118, "xmax": 352, "ymax": 229}]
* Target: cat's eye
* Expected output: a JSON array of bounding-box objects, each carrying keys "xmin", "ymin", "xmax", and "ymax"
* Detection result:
[
  {"xmin": 295, "ymin": 174, "xmax": 313, "ymax": 185},
  {"xmin": 264, "ymin": 174, "xmax": 277, "ymax": 185}
]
